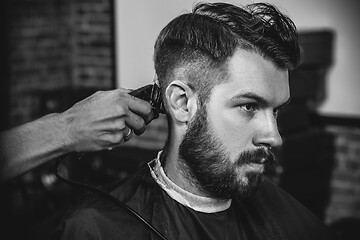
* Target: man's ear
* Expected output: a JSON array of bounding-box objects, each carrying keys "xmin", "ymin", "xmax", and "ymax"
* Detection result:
[{"xmin": 165, "ymin": 80, "xmax": 197, "ymax": 123}]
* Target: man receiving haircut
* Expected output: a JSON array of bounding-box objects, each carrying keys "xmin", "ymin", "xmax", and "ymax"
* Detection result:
[{"xmin": 53, "ymin": 2, "xmax": 336, "ymax": 240}]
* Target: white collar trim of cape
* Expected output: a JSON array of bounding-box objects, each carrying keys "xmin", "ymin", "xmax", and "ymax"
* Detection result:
[{"xmin": 148, "ymin": 151, "xmax": 232, "ymax": 213}]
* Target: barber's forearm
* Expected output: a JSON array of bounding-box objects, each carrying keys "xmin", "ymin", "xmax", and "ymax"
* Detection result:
[{"xmin": 0, "ymin": 113, "xmax": 72, "ymax": 182}]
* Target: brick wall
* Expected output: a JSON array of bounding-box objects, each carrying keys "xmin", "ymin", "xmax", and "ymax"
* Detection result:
[
  {"xmin": 9, "ymin": 0, "xmax": 71, "ymax": 126},
  {"xmin": 72, "ymin": 0, "xmax": 114, "ymax": 88},
  {"xmin": 4, "ymin": 1, "xmax": 115, "ymax": 238},
  {"xmin": 325, "ymin": 125, "xmax": 360, "ymax": 224},
  {"xmin": 8, "ymin": 0, "xmax": 114, "ymax": 127}
]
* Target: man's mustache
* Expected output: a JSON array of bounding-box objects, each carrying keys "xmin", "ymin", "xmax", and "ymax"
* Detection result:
[{"xmin": 235, "ymin": 148, "xmax": 275, "ymax": 166}]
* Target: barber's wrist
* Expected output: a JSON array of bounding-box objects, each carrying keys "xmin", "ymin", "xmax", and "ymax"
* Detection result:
[{"xmin": 54, "ymin": 111, "xmax": 76, "ymax": 154}]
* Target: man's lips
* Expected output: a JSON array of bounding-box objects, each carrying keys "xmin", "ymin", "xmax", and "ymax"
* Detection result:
[{"xmin": 240, "ymin": 148, "xmax": 275, "ymax": 165}]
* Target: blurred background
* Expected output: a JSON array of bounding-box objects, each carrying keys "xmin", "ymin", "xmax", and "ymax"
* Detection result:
[{"xmin": 0, "ymin": 0, "xmax": 359, "ymax": 239}]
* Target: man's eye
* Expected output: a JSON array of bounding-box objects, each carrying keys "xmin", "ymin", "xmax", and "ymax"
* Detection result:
[{"xmin": 240, "ymin": 103, "xmax": 257, "ymax": 112}]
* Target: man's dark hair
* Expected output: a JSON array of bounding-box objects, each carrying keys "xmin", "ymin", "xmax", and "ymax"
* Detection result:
[{"xmin": 154, "ymin": 1, "xmax": 301, "ymax": 106}]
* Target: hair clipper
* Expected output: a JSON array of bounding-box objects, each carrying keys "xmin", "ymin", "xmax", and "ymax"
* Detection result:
[{"xmin": 129, "ymin": 83, "xmax": 165, "ymax": 119}]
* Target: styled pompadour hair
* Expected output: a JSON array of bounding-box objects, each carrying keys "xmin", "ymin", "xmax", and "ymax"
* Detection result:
[{"xmin": 154, "ymin": 2, "xmax": 300, "ymax": 105}]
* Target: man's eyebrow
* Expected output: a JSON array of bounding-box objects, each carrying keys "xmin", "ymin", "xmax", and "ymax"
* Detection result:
[
  {"xmin": 231, "ymin": 92, "xmax": 291, "ymax": 109},
  {"xmin": 231, "ymin": 92, "xmax": 267, "ymax": 105}
]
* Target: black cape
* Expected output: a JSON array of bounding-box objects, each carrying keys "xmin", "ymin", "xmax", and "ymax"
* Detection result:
[{"xmin": 51, "ymin": 165, "xmax": 337, "ymax": 240}]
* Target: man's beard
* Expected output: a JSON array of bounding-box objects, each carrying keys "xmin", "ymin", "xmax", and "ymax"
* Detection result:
[{"xmin": 178, "ymin": 106, "xmax": 275, "ymax": 200}]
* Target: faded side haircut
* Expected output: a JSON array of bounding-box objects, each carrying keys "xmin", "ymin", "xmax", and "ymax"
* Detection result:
[{"xmin": 154, "ymin": 2, "xmax": 300, "ymax": 105}]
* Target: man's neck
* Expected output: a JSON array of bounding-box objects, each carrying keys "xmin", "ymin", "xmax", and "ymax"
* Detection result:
[
  {"xmin": 149, "ymin": 151, "xmax": 232, "ymax": 213},
  {"xmin": 162, "ymin": 148, "xmax": 210, "ymax": 198}
]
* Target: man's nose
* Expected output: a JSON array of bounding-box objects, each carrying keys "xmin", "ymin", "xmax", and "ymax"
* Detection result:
[{"xmin": 253, "ymin": 112, "xmax": 283, "ymax": 148}]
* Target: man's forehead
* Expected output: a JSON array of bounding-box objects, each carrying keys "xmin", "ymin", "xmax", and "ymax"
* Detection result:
[{"xmin": 212, "ymin": 50, "xmax": 290, "ymax": 105}]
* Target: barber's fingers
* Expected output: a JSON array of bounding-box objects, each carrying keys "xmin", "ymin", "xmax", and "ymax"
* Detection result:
[
  {"xmin": 103, "ymin": 127, "xmax": 133, "ymax": 150},
  {"xmin": 103, "ymin": 104, "xmax": 148, "ymax": 137},
  {"xmin": 122, "ymin": 127, "xmax": 133, "ymax": 142},
  {"xmin": 125, "ymin": 110, "xmax": 148, "ymax": 135},
  {"xmin": 126, "ymin": 94, "xmax": 155, "ymax": 124}
]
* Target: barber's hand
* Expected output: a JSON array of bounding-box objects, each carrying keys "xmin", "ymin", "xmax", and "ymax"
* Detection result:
[{"xmin": 59, "ymin": 88, "xmax": 155, "ymax": 152}]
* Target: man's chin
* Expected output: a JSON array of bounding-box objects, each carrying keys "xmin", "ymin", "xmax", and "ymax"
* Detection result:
[{"xmin": 232, "ymin": 172, "xmax": 264, "ymax": 200}]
